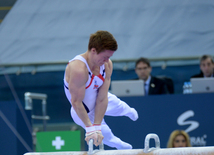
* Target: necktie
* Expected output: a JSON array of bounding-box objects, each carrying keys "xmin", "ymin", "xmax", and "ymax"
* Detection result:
[{"xmin": 144, "ymin": 83, "xmax": 148, "ymax": 96}]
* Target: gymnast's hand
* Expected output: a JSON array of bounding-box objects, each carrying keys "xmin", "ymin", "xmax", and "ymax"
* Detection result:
[
  {"xmin": 85, "ymin": 124, "xmax": 103, "ymax": 146},
  {"xmin": 95, "ymin": 130, "xmax": 104, "ymax": 146}
]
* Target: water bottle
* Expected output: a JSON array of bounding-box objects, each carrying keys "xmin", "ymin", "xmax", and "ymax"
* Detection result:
[
  {"xmin": 183, "ymin": 82, "xmax": 188, "ymax": 94},
  {"xmin": 188, "ymin": 82, "xmax": 192, "ymax": 93},
  {"xmin": 183, "ymin": 82, "xmax": 192, "ymax": 94},
  {"xmin": 186, "ymin": 82, "xmax": 190, "ymax": 94}
]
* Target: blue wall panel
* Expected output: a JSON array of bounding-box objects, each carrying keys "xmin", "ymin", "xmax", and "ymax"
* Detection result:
[
  {"xmin": 104, "ymin": 93, "xmax": 214, "ymax": 149},
  {"xmin": 0, "ymin": 101, "xmax": 32, "ymax": 155}
]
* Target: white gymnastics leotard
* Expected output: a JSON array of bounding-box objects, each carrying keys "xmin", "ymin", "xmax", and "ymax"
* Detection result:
[{"xmin": 64, "ymin": 55, "xmax": 138, "ymax": 149}]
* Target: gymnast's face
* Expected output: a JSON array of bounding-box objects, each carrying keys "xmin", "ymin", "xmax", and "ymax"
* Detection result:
[
  {"xmin": 173, "ymin": 135, "xmax": 187, "ymax": 147},
  {"xmin": 91, "ymin": 48, "xmax": 115, "ymax": 66}
]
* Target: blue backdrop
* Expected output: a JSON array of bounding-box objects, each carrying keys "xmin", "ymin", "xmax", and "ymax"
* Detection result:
[
  {"xmin": 104, "ymin": 93, "xmax": 214, "ymax": 149},
  {"xmin": 0, "ymin": 101, "xmax": 32, "ymax": 155},
  {"xmin": 1, "ymin": 93, "xmax": 213, "ymax": 154}
]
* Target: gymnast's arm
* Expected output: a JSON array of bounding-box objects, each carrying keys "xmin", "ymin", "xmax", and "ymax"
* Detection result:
[
  {"xmin": 65, "ymin": 60, "xmax": 92, "ymax": 127},
  {"xmin": 94, "ymin": 59, "xmax": 113, "ymax": 124}
]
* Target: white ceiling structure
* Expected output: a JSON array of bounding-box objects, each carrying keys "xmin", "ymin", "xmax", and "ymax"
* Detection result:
[{"xmin": 0, "ymin": 0, "xmax": 214, "ymax": 74}]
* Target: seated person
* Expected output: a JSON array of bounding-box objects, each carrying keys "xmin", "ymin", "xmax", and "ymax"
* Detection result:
[
  {"xmin": 191, "ymin": 55, "xmax": 214, "ymax": 78},
  {"xmin": 167, "ymin": 130, "xmax": 191, "ymax": 148},
  {"xmin": 135, "ymin": 57, "xmax": 169, "ymax": 95}
]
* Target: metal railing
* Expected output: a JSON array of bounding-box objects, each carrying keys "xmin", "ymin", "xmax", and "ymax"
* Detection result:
[
  {"xmin": 0, "ymin": 56, "xmax": 204, "ymax": 67},
  {"xmin": 24, "ymin": 92, "xmax": 49, "ymax": 131}
]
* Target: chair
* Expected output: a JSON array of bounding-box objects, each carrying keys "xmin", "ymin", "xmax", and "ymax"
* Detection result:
[{"xmin": 157, "ymin": 76, "xmax": 174, "ymax": 94}]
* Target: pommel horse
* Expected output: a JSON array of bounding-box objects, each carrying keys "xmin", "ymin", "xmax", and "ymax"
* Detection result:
[{"xmin": 24, "ymin": 133, "xmax": 214, "ymax": 155}]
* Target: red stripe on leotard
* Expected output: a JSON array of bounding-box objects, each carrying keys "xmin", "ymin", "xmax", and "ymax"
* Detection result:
[
  {"xmin": 86, "ymin": 74, "xmax": 95, "ymax": 89},
  {"xmin": 97, "ymin": 74, "xmax": 105, "ymax": 82}
]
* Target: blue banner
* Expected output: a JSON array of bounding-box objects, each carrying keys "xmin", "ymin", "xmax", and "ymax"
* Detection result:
[{"xmin": 104, "ymin": 93, "xmax": 214, "ymax": 149}]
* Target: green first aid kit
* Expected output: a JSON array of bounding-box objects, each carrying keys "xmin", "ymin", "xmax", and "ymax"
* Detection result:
[{"xmin": 36, "ymin": 130, "xmax": 81, "ymax": 152}]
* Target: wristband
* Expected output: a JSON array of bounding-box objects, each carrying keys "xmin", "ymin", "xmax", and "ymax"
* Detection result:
[
  {"xmin": 85, "ymin": 125, "xmax": 96, "ymax": 137},
  {"xmin": 85, "ymin": 125, "xmax": 96, "ymax": 133},
  {"xmin": 93, "ymin": 124, "xmax": 101, "ymax": 131}
]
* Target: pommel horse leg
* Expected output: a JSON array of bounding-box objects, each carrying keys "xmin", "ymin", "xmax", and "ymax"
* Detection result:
[
  {"xmin": 88, "ymin": 139, "xmax": 104, "ymax": 155},
  {"xmin": 144, "ymin": 133, "xmax": 160, "ymax": 153}
]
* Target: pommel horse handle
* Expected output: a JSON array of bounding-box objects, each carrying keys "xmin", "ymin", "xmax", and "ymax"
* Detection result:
[
  {"xmin": 88, "ymin": 139, "xmax": 104, "ymax": 155},
  {"xmin": 144, "ymin": 133, "xmax": 160, "ymax": 153}
]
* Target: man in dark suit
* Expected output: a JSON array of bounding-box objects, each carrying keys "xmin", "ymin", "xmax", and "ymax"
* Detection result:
[
  {"xmin": 135, "ymin": 57, "xmax": 169, "ymax": 95},
  {"xmin": 191, "ymin": 55, "xmax": 214, "ymax": 78}
]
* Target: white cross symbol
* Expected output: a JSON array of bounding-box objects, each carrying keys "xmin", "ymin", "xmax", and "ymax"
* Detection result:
[{"xmin": 52, "ymin": 136, "xmax": 65, "ymax": 150}]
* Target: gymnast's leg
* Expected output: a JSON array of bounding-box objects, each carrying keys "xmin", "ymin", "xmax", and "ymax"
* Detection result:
[
  {"xmin": 101, "ymin": 119, "xmax": 132, "ymax": 149},
  {"xmin": 105, "ymin": 92, "xmax": 138, "ymax": 121},
  {"xmin": 70, "ymin": 107, "xmax": 132, "ymax": 149}
]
